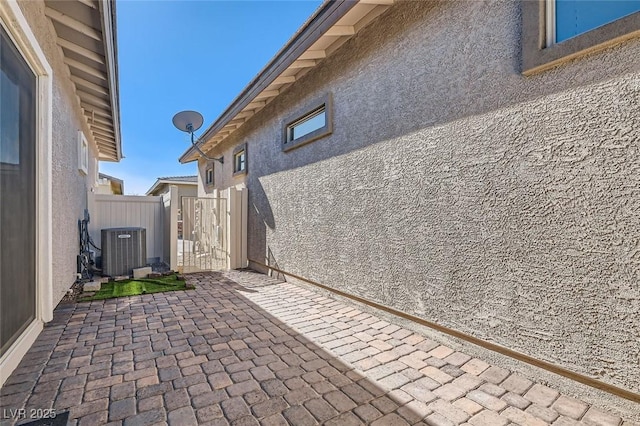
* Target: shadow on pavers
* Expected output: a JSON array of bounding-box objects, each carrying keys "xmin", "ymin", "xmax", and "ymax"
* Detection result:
[{"xmin": 0, "ymin": 270, "xmax": 425, "ymax": 425}]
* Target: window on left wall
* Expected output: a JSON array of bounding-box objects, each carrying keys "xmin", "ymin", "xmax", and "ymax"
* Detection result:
[
  {"xmin": 78, "ymin": 131, "xmax": 88, "ymax": 175},
  {"xmin": 205, "ymin": 165, "xmax": 214, "ymax": 186},
  {"xmin": 0, "ymin": 23, "xmax": 37, "ymax": 357}
]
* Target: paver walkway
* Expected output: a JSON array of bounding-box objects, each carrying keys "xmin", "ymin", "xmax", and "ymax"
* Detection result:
[{"xmin": 0, "ymin": 270, "xmax": 635, "ymax": 426}]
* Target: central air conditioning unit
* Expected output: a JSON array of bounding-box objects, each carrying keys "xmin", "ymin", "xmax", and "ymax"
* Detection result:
[{"xmin": 101, "ymin": 227, "xmax": 147, "ymax": 276}]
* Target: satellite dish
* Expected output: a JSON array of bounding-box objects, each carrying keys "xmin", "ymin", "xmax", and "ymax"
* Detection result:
[{"xmin": 172, "ymin": 110, "xmax": 204, "ymax": 133}]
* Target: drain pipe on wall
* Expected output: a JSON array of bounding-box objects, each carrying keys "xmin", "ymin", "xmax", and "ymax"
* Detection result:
[{"xmin": 248, "ymin": 258, "xmax": 640, "ymax": 404}]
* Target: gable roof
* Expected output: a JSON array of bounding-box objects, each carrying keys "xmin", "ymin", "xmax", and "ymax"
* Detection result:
[
  {"xmin": 145, "ymin": 175, "xmax": 198, "ymax": 195},
  {"xmin": 179, "ymin": 0, "xmax": 394, "ymax": 164},
  {"xmin": 45, "ymin": 0, "xmax": 122, "ymax": 161}
]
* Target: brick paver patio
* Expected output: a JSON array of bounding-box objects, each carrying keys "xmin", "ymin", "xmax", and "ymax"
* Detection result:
[{"xmin": 0, "ymin": 270, "xmax": 635, "ymax": 426}]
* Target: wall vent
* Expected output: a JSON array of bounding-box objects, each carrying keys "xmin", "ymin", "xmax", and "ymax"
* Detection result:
[{"xmin": 101, "ymin": 227, "xmax": 147, "ymax": 276}]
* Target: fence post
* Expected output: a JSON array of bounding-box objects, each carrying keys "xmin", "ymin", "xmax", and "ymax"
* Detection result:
[
  {"xmin": 240, "ymin": 186, "xmax": 248, "ymax": 268},
  {"xmin": 225, "ymin": 188, "xmax": 234, "ymax": 269},
  {"xmin": 226, "ymin": 186, "xmax": 248, "ymax": 270},
  {"xmin": 169, "ymin": 185, "xmax": 178, "ymax": 270}
]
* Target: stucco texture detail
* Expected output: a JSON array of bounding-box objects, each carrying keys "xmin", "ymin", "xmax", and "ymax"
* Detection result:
[
  {"xmin": 205, "ymin": 0, "xmax": 640, "ymax": 395},
  {"xmin": 18, "ymin": 2, "xmax": 100, "ymax": 307}
]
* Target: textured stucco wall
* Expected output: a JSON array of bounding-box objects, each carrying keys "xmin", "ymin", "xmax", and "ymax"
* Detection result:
[
  {"xmin": 197, "ymin": 151, "xmax": 248, "ymax": 198},
  {"xmin": 18, "ymin": 2, "xmax": 101, "ymax": 306},
  {"xmin": 202, "ymin": 0, "xmax": 640, "ymax": 397}
]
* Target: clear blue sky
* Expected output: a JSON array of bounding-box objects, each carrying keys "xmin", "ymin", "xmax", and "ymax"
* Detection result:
[{"xmin": 100, "ymin": 1, "xmax": 322, "ymax": 195}]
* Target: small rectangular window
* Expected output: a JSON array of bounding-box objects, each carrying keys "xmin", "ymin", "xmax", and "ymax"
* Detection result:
[
  {"xmin": 282, "ymin": 94, "xmax": 332, "ymax": 152},
  {"xmin": 78, "ymin": 132, "xmax": 88, "ymax": 175},
  {"xmin": 205, "ymin": 166, "xmax": 214, "ymax": 186},
  {"xmin": 287, "ymin": 107, "xmax": 326, "ymax": 142},
  {"xmin": 233, "ymin": 147, "xmax": 247, "ymax": 175}
]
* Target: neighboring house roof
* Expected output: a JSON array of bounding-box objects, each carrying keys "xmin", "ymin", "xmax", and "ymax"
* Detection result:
[
  {"xmin": 145, "ymin": 176, "xmax": 198, "ymax": 195},
  {"xmin": 98, "ymin": 173, "xmax": 124, "ymax": 195},
  {"xmin": 45, "ymin": 0, "xmax": 122, "ymax": 162},
  {"xmin": 179, "ymin": 0, "xmax": 394, "ymax": 164}
]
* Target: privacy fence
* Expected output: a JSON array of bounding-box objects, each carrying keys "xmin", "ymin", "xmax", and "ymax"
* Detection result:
[{"xmin": 88, "ymin": 186, "xmax": 247, "ymax": 273}]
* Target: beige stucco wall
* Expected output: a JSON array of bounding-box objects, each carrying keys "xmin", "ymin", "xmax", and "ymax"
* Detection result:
[
  {"xmin": 198, "ymin": 156, "xmax": 247, "ymax": 197},
  {"xmin": 200, "ymin": 0, "xmax": 640, "ymax": 410},
  {"xmin": 18, "ymin": 2, "xmax": 101, "ymax": 307},
  {"xmin": 95, "ymin": 182, "xmax": 113, "ymax": 195},
  {"xmin": 96, "ymin": 180, "xmax": 116, "ymax": 195},
  {"xmin": 152, "ymin": 183, "xmax": 198, "ymax": 201},
  {"xmin": 151, "ymin": 183, "xmax": 198, "ymax": 217}
]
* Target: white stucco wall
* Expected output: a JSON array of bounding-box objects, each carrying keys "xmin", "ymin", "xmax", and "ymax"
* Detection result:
[{"xmin": 18, "ymin": 1, "xmax": 102, "ymax": 306}]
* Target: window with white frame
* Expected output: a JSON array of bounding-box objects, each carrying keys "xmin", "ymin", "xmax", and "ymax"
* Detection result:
[
  {"xmin": 0, "ymin": 6, "xmax": 55, "ymax": 366},
  {"xmin": 233, "ymin": 144, "xmax": 247, "ymax": 176},
  {"xmin": 78, "ymin": 131, "xmax": 88, "ymax": 175},
  {"xmin": 282, "ymin": 94, "xmax": 332, "ymax": 152},
  {"xmin": 205, "ymin": 165, "xmax": 214, "ymax": 186},
  {"xmin": 522, "ymin": 0, "xmax": 640, "ymax": 74}
]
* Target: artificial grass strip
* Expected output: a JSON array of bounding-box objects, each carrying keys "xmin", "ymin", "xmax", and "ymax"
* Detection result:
[{"xmin": 80, "ymin": 274, "xmax": 187, "ymax": 301}]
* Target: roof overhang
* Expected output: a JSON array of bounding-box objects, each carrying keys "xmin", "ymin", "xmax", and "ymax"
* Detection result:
[
  {"xmin": 98, "ymin": 172, "xmax": 123, "ymax": 194},
  {"xmin": 145, "ymin": 178, "xmax": 198, "ymax": 196},
  {"xmin": 179, "ymin": 0, "xmax": 394, "ymax": 164},
  {"xmin": 45, "ymin": 0, "xmax": 122, "ymax": 162}
]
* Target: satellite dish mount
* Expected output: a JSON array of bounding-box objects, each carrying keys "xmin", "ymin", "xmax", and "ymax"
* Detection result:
[{"xmin": 173, "ymin": 110, "xmax": 223, "ymax": 164}]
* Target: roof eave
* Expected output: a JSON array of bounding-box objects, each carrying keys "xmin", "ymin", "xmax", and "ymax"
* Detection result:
[
  {"xmin": 100, "ymin": 0, "xmax": 122, "ymax": 161},
  {"xmin": 146, "ymin": 178, "xmax": 198, "ymax": 195},
  {"xmin": 45, "ymin": 0, "xmax": 122, "ymax": 162},
  {"xmin": 178, "ymin": 0, "xmax": 361, "ymax": 164},
  {"xmin": 179, "ymin": 148, "xmax": 197, "ymax": 164}
]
